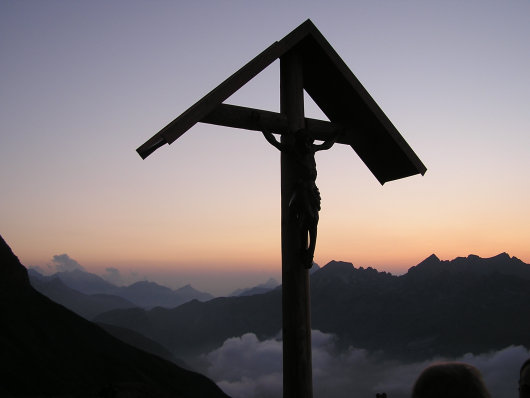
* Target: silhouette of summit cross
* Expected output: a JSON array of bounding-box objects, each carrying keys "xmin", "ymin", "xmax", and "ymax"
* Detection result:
[{"xmin": 137, "ymin": 19, "xmax": 426, "ymax": 398}]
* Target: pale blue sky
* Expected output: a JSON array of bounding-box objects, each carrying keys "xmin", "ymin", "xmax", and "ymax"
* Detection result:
[{"xmin": 1, "ymin": 1, "xmax": 529, "ymax": 294}]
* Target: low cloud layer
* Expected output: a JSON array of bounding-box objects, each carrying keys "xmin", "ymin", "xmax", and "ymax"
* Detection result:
[
  {"xmin": 202, "ymin": 331, "xmax": 529, "ymax": 398},
  {"xmin": 50, "ymin": 253, "xmax": 85, "ymax": 272}
]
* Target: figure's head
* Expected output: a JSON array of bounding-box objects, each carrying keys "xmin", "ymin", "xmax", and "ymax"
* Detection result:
[
  {"xmin": 412, "ymin": 362, "xmax": 491, "ymax": 398},
  {"xmin": 520, "ymin": 359, "xmax": 530, "ymax": 398}
]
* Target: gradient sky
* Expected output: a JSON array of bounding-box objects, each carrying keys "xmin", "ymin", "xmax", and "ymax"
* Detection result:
[{"xmin": 1, "ymin": 1, "xmax": 529, "ymax": 294}]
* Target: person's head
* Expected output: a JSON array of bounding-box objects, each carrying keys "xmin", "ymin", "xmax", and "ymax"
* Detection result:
[
  {"xmin": 412, "ymin": 362, "xmax": 491, "ymax": 398},
  {"xmin": 520, "ymin": 359, "xmax": 530, "ymax": 398}
]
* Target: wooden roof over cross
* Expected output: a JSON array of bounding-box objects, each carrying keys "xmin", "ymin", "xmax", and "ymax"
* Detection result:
[{"xmin": 137, "ymin": 19, "xmax": 426, "ymax": 184}]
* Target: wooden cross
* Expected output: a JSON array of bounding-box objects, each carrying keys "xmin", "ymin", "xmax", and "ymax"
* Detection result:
[{"xmin": 137, "ymin": 20, "xmax": 426, "ymax": 398}]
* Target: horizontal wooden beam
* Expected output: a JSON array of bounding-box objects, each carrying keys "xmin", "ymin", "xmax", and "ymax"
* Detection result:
[
  {"xmin": 137, "ymin": 103, "xmax": 351, "ymax": 159},
  {"xmin": 136, "ymin": 135, "xmax": 167, "ymax": 159},
  {"xmin": 201, "ymin": 103, "xmax": 349, "ymax": 144}
]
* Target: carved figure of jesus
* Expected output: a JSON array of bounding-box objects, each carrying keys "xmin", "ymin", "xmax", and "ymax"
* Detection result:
[{"xmin": 262, "ymin": 128, "xmax": 337, "ymax": 268}]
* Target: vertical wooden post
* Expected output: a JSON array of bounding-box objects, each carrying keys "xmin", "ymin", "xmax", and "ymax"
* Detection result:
[{"xmin": 280, "ymin": 50, "xmax": 313, "ymax": 398}]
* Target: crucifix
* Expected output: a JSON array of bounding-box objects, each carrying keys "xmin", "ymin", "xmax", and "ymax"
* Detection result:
[{"xmin": 137, "ymin": 20, "xmax": 426, "ymax": 398}]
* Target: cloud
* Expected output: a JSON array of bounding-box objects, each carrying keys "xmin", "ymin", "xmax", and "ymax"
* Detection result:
[
  {"xmin": 371, "ymin": 346, "xmax": 530, "ymax": 398},
  {"xmin": 202, "ymin": 331, "xmax": 530, "ymax": 398},
  {"xmin": 205, "ymin": 333, "xmax": 282, "ymax": 398},
  {"xmin": 206, "ymin": 333, "xmax": 282, "ymax": 382},
  {"xmin": 458, "ymin": 346, "xmax": 530, "ymax": 397},
  {"xmin": 50, "ymin": 254, "xmax": 85, "ymax": 272},
  {"xmin": 202, "ymin": 331, "xmax": 385, "ymax": 398}
]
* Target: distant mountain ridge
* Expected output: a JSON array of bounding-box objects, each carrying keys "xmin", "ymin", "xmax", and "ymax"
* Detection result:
[
  {"xmin": 29, "ymin": 273, "xmax": 136, "ymax": 319},
  {"xmin": 33, "ymin": 267, "xmax": 118, "ymax": 294},
  {"xmin": 117, "ymin": 280, "xmax": 214, "ymax": 309},
  {"xmin": 0, "ymin": 234, "xmax": 229, "ymax": 397},
  {"xmin": 28, "ymin": 267, "xmax": 214, "ymax": 315},
  {"xmin": 95, "ymin": 253, "xmax": 530, "ymax": 362},
  {"xmin": 408, "ymin": 252, "xmax": 530, "ymax": 280},
  {"xmin": 230, "ymin": 277, "xmax": 280, "ymax": 296}
]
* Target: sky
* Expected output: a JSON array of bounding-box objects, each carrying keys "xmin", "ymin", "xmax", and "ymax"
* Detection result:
[{"xmin": 1, "ymin": 1, "xmax": 529, "ymax": 295}]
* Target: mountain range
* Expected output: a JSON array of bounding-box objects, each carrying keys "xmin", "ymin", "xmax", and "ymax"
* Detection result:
[
  {"xmin": 230, "ymin": 277, "xmax": 280, "ymax": 296},
  {"xmin": 94, "ymin": 252, "xmax": 530, "ymax": 362},
  {"xmin": 6, "ymin": 229, "xmax": 529, "ymax": 396},
  {"xmin": 229, "ymin": 264, "xmax": 320, "ymax": 296},
  {"xmin": 0, "ymin": 234, "xmax": 229, "ymax": 397},
  {"xmin": 28, "ymin": 267, "xmax": 214, "ymax": 319}
]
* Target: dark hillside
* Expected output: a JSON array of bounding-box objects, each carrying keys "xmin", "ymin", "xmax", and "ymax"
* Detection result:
[
  {"xmin": 97, "ymin": 290, "xmax": 282, "ymax": 358},
  {"xmin": 0, "ymin": 235, "xmax": 229, "ymax": 398}
]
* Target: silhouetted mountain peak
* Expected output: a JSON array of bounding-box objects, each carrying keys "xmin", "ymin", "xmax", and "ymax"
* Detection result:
[
  {"xmin": 489, "ymin": 252, "xmax": 511, "ymax": 261},
  {"xmin": 406, "ymin": 252, "xmax": 530, "ymax": 281},
  {"xmin": 57, "ymin": 268, "xmax": 117, "ymax": 295},
  {"xmin": 175, "ymin": 284, "xmax": 214, "ymax": 300},
  {"xmin": 127, "ymin": 280, "xmax": 171, "ymax": 292},
  {"xmin": 424, "ymin": 253, "xmax": 441, "ymax": 263},
  {"xmin": 406, "ymin": 254, "xmax": 443, "ymax": 279},
  {"xmin": 315, "ymin": 261, "xmax": 355, "ymax": 284},
  {"xmin": 320, "ymin": 261, "xmax": 389, "ymax": 277},
  {"xmin": 309, "ymin": 262, "xmax": 321, "ymax": 274},
  {"xmin": 176, "ymin": 284, "xmax": 198, "ymax": 294},
  {"xmin": 409, "ymin": 253, "xmax": 440, "ymax": 269},
  {"xmin": 313, "ymin": 261, "xmax": 395, "ymax": 291},
  {"xmin": 322, "ymin": 260, "xmax": 355, "ymax": 272},
  {"xmin": 230, "ymin": 278, "xmax": 279, "ymax": 297},
  {"xmin": 0, "ymin": 235, "xmax": 30, "ymax": 291}
]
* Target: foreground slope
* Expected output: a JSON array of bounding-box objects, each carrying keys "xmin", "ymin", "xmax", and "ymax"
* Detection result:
[{"xmin": 0, "ymin": 235, "xmax": 229, "ymax": 398}]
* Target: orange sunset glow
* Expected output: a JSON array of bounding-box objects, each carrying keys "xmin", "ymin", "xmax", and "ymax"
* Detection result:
[{"xmin": 1, "ymin": 2, "xmax": 529, "ymax": 295}]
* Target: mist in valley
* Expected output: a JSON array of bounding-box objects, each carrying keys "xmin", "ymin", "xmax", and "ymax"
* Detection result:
[{"xmin": 200, "ymin": 331, "xmax": 528, "ymax": 398}]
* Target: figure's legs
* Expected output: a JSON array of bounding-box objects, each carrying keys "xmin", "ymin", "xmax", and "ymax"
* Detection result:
[
  {"xmin": 298, "ymin": 216, "xmax": 317, "ymax": 269},
  {"xmin": 298, "ymin": 225, "xmax": 309, "ymax": 267},
  {"xmin": 305, "ymin": 222, "xmax": 317, "ymax": 269}
]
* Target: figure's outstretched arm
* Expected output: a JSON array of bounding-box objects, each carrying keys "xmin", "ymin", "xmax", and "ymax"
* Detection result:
[
  {"xmin": 313, "ymin": 129, "xmax": 343, "ymax": 152},
  {"xmin": 262, "ymin": 131, "xmax": 285, "ymax": 151}
]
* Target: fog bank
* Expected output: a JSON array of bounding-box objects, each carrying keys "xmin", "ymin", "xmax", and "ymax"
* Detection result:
[{"xmin": 202, "ymin": 331, "xmax": 529, "ymax": 398}]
